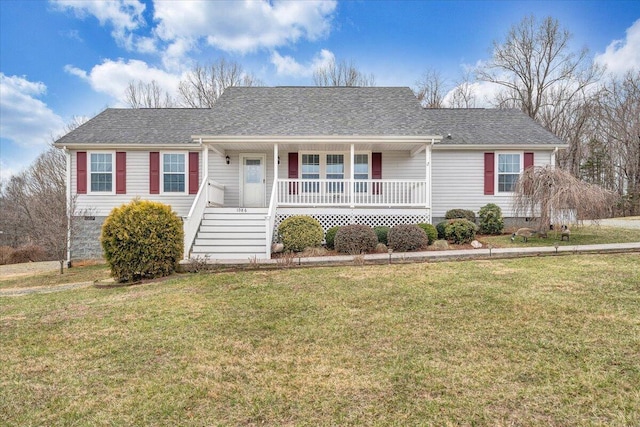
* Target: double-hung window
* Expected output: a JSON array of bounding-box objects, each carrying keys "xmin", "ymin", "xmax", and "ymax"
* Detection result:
[
  {"xmin": 301, "ymin": 154, "xmax": 320, "ymax": 192},
  {"xmin": 497, "ymin": 153, "xmax": 521, "ymax": 192},
  {"xmin": 354, "ymin": 154, "xmax": 369, "ymax": 193},
  {"xmin": 163, "ymin": 153, "xmax": 186, "ymax": 193},
  {"xmin": 326, "ymin": 154, "xmax": 344, "ymax": 193},
  {"xmin": 90, "ymin": 153, "xmax": 113, "ymax": 193}
]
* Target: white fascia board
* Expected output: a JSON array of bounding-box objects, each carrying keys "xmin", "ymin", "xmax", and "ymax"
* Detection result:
[
  {"xmin": 52, "ymin": 142, "xmax": 202, "ymax": 150},
  {"xmin": 192, "ymin": 135, "xmax": 443, "ymax": 144},
  {"xmin": 432, "ymin": 143, "xmax": 569, "ymax": 151}
]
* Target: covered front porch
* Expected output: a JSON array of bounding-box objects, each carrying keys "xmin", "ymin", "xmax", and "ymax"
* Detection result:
[{"xmin": 183, "ymin": 137, "xmax": 437, "ymax": 260}]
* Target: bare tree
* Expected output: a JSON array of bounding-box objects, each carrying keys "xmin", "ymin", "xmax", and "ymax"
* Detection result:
[
  {"xmin": 177, "ymin": 58, "xmax": 261, "ymax": 108},
  {"xmin": 594, "ymin": 70, "xmax": 640, "ymax": 215},
  {"xmin": 414, "ymin": 68, "xmax": 446, "ymax": 108},
  {"xmin": 477, "ymin": 15, "xmax": 600, "ymax": 120},
  {"xmin": 125, "ymin": 80, "xmax": 175, "ymax": 108},
  {"xmin": 313, "ymin": 58, "xmax": 375, "ymax": 87},
  {"xmin": 513, "ymin": 165, "xmax": 617, "ymax": 232},
  {"xmin": 447, "ymin": 71, "xmax": 477, "ymax": 108}
]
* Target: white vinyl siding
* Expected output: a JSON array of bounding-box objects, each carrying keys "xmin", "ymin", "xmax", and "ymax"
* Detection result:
[
  {"xmin": 432, "ymin": 149, "xmax": 553, "ymax": 218},
  {"xmin": 73, "ymin": 150, "xmax": 200, "ymax": 216}
]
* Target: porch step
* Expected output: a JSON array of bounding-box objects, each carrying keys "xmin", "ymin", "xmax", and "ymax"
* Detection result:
[{"xmin": 189, "ymin": 207, "xmax": 270, "ymax": 260}]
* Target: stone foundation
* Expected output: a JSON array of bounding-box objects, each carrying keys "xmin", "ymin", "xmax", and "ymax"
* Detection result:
[{"xmin": 70, "ymin": 216, "xmax": 106, "ymax": 260}]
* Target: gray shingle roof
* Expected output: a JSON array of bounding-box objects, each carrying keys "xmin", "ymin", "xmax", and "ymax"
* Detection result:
[
  {"xmin": 201, "ymin": 86, "xmax": 434, "ymax": 136},
  {"xmin": 425, "ymin": 108, "xmax": 566, "ymax": 146},
  {"xmin": 54, "ymin": 108, "xmax": 211, "ymax": 145}
]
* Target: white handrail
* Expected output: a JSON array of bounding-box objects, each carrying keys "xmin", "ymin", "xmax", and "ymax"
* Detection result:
[
  {"xmin": 277, "ymin": 179, "xmax": 427, "ymax": 207},
  {"xmin": 183, "ymin": 178, "xmax": 211, "ymax": 259},
  {"xmin": 265, "ymin": 182, "xmax": 278, "ymax": 259}
]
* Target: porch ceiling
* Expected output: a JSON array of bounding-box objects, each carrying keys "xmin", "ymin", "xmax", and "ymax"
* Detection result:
[{"xmin": 202, "ymin": 141, "xmax": 429, "ymax": 153}]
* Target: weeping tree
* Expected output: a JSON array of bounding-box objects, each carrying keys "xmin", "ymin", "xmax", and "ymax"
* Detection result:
[{"xmin": 513, "ymin": 165, "xmax": 617, "ymax": 232}]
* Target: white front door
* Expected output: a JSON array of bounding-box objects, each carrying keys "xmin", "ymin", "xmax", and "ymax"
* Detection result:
[{"xmin": 240, "ymin": 154, "xmax": 266, "ymax": 207}]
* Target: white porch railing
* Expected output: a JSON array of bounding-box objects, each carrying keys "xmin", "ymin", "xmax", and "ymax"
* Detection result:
[
  {"xmin": 183, "ymin": 179, "xmax": 225, "ymax": 259},
  {"xmin": 277, "ymin": 179, "xmax": 427, "ymax": 206}
]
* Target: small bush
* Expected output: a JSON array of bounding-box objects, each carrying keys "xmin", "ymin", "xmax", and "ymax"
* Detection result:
[
  {"xmin": 417, "ymin": 223, "xmax": 438, "ymax": 245},
  {"xmin": 101, "ymin": 200, "xmax": 183, "ymax": 282},
  {"xmin": 374, "ymin": 243, "xmax": 388, "ymax": 253},
  {"xmin": 335, "ymin": 225, "xmax": 378, "ymax": 254},
  {"xmin": 278, "ymin": 215, "xmax": 323, "ymax": 252},
  {"xmin": 445, "ymin": 208, "xmax": 476, "ymax": 223},
  {"xmin": 436, "ymin": 221, "xmax": 449, "ymax": 240},
  {"xmin": 373, "ymin": 226, "xmax": 390, "ymax": 245},
  {"xmin": 325, "ymin": 226, "xmax": 340, "ymax": 249},
  {"xmin": 0, "ymin": 246, "xmax": 15, "ymax": 265},
  {"xmin": 7, "ymin": 245, "xmax": 47, "ymax": 264},
  {"xmin": 478, "ymin": 203, "xmax": 505, "ymax": 235},
  {"xmin": 444, "ymin": 219, "xmax": 479, "ymax": 244},
  {"xmin": 388, "ymin": 224, "xmax": 429, "ymax": 252}
]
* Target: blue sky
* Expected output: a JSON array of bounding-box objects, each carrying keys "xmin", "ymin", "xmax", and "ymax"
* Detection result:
[{"xmin": 1, "ymin": 0, "xmax": 639, "ymax": 179}]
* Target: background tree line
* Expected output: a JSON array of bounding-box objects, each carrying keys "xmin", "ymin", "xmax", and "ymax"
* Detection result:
[{"xmin": 1, "ymin": 14, "xmax": 638, "ymax": 265}]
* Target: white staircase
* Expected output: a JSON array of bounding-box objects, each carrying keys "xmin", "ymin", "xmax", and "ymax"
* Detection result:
[{"xmin": 190, "ymin": 207, "xmax": 269, "ymax": 260}]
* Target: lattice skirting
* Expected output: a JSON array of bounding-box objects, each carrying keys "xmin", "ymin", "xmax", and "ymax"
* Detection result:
[{"xmin": 273, "ymin": 208, "xmax": 431, "ymax": 241}]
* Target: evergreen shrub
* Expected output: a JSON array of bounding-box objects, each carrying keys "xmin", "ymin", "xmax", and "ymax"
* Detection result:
[
  {"xmin": 335, "ymin": 225, "xmax": 378, "ymax": 254},
  {"xmin": 278, "ymin": 215, "xmax": 323, "ymax": 252},
  {"xmin": 101, "ymin": 200, "xmax": 183, "ymax": 282},
  {"xmin": 388, "ymin": 224, "xmax": 429, "ymax": 252}
]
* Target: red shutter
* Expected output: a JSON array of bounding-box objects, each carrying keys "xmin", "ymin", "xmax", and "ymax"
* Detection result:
[
  {"xmin": 150, "ymin": 152, "xmax": 160, "ymax": 194},
  {"xmin": 77, "ymin": 151, "xmax": 87, "ymax": 194},
  {"xmin": 484, "ymin": 152, "xmax": 495, "ymax": 195},
  {"xmin": 372, "ymin": 152, "xmax": 382, "ymax": 195},
  {"xmin": 116, "ymin": 152, "xmax": 126, "ymax": 194},
  {"xmin": 524, "ymin": 152, "xmax": 534, "ymax": 170},
  {"xmin": 189, "ymin": 152, "xmax": 199, "ymax": 194},
  {"xmin": 288, "ymin": 152, "xmax": 298, "ymax": 195}
]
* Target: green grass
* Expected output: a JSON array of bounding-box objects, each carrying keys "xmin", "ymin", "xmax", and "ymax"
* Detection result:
[
  {"xmin": 0, "ymin": 264, "xmax": 111, "ymax": 290},
  {"xmin": 1, "ymin": 254, "xmax": 640, "ymax": 426},
  {"xmin": 483, "ymin": 225, "xmax": 640, "ymax": 247}
]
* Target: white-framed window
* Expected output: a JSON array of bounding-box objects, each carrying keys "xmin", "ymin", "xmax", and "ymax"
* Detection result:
[
  {"xmin": 497, "ymin": 153, "xmax": 521, "ymax": 192},
  {"xmin": 354, "ymin": 154, "xmax": 369, "ymax": 193},
  {"xmin": 162, "ymin": 153, "xmax": 186, "ymax": 193},
  {"xmin": 299, "ymin": 152, "xmax": 371, "ymax": 193},
  {"xmin": 89, "ymin": 152, "xmax": 114, "ymax": 193}
]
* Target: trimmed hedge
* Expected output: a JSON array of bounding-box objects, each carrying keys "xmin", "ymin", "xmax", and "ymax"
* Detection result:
[
  {"xmin": 445, "ymin": 208, "xmax": 476, "ymax": 223},
  {"xmin": 436, "ymin": 221, "xmax": 449, "ymax": 240},
  {"xmin": 417, "ymin": 223, "xmax": 438, "ymax": 245},
  {"xmin": 335, "ymin": 225, "xmax": 378, "ymax": 254},
  {"xmin": 373, "ymin": 226, "xmax": 390, "ymax": 245},
  {"xmin": 478, "ymin": 203, "xmax": 504, "ymax": 235},
  {"xmin": 278, "ymin": 215, "xmax": 323, "ymax": 252},
  {"xmin": 325, "ymin": 226, "xmax": 340, "ymax": 249},
  {"xmin": 388, "ymin": 224, "xmax": 429, "ymax": 252},
  {"xmin": 444, "ymin": 219, "xmax": 479, "ymax": 244},
  {"xmin": 101, "ymin": 200, "xmax": 183, "ymax": 282}
]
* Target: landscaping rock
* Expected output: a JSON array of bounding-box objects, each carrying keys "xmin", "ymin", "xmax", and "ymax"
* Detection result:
[{"xmin": 471, "ymin": 240, "xmax": 483, "ymax": 249}]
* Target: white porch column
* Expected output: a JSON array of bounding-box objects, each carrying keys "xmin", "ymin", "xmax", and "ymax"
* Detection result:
[
  {"xmin": 350, "ymin": 143, "xmax": 355, "ymax": 208},
  {"xmin": 273, "ymin": 143, "xmax": 279, "ymax": 184},
  {"xmin": 426, "ymin": 141, "xmax": 432, "ymax": 212},
  {"xmin": 201, "ymin": 139, "xmax": 209, "ymax": 204}
]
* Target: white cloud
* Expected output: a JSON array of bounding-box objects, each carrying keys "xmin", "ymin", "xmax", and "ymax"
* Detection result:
[
  {"xmin": 51, "ymin": 0, "xmax": 147, "ymax": 51},
  {"xmin": 64, "ymin": 59, "xmax": 182, "ymax": 105},
  {"xmin": 595, "ymin": 19, "xmax": 640, "ymax": 75},
  {"xmin": 0, "ymin": 73, "xmax": 65, "ymax": 147},
  {"xmin": 271, "ymin": 49, "xmax": 334, "ymax": 77},
  {"xmin": 154, "ymin": 0, "xmax": 336, "ymax": 63}
]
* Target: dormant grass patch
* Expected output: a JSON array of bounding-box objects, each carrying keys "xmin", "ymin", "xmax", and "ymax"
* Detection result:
[{"xmin": 1, "ymin": 254, "xmax": 639, "ymax": 426}]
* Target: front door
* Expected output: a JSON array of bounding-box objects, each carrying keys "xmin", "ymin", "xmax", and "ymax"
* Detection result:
[{"xmin": 240, "ymin": 154, "xmax": 266, "ymax": 207}]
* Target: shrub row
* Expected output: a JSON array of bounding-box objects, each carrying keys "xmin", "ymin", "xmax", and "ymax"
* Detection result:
[{"xmin": 0, "ymin": 245, "xmax": 48, "ymax": 265}]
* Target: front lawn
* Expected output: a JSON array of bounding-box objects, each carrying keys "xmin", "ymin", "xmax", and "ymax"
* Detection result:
[
  {"xmin": 1, "ymin": 254, "xmax": 639, "ymax": 425},
  {"xmin": 482, "ymin": 224, "xmax": 640, "ymax": 247}
]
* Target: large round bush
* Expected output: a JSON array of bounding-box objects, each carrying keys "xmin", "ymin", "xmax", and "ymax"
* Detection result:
[
  {"xmin": 101, "ymin": 200, "xmax": 183, "ymax": 282},
  {"xmin": 278, "ymin": 215, "xmax": 323, "ymax": 252},
  {"xmin": 478, "ymin": 203, "xmax": 504, "ymax": 235},
  {"xmin": 335, "ymin": 225, "xmax": 378, "ymax": 254},
  {"xmin": 444, "ymin": 219, "xmax": 479, "ymax": 244},
  {"xmin": 417, "ymin": 223, "xmax": 438, "ymax": 245},
  {"xmin": 388, "ymin": 224, "xmax": 429, "ymax": 252}
]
